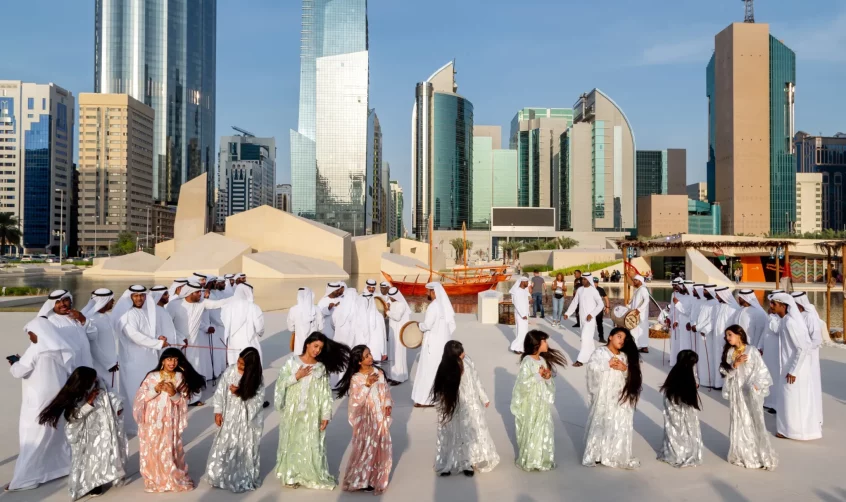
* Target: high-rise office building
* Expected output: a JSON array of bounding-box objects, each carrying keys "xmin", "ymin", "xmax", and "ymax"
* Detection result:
[
  {"xmin": 218, "ymin": 133, "xmax": 276, "ymax": 222},
  {"xmin": 560, "ymin": 89, "xmax": 636, "ymax": 232},
  {"xmin": 795, "ymin": 172, "xmax": 822, "ymax": 234},
  {"xmin": 0, "ymin": 81, "xmax": 74, "ymax": 254},
  {"xmin": 686, "ymin": 182, "xmax": 708, "ymax": 202},
  {"xmin": 365, "ymin": 110, "xmax": 385, "ymax": 235},
  {"xmin": 706, "ymin": 22, "xmax": 795, "ymax": 235},
  {"xmin": 390, "ymin": 180, "xmax": 403, "ymax": 240},
  {"xmin": 275, "ymin": 184, "xmax": 293, "ymax": 212},
  {"xmin": 77, "ymin": 94, "xmax": 155, "ymax": 255},
  {"xmin": 473, "ymin": 125, "xmax": 519, "ymax": 230},
  {"xmin": 290, "ymin": 0, "xmax": 369, "ymax": 235},
  {"xmin": 509, "ymin": 108, "xmax": 573, "ymax": 208},
  {"xmin": 795, "ymin": 131, "xmax": 846, "ymax": 231},
  {"xmin": 636, "ymin": 149, "xmax": 687, "ymax": 199},
  {"xmin": 380, "ymin": 161, "xmax": 391, "ymax": 234},
  {"xmin": 95, "ymin": 0, "xmax": 216, "ymax": 206},
  {"xmin": 411, "ymin": 61, "xmax": 473, "ymax": 240}
]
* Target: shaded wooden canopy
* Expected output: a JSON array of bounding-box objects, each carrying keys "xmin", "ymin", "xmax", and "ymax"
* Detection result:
[
  {"xmin": 616, "ymin": 239, "xmax": 794, "ymax": 252},
  {"xmin": 814, "ymin": 241, "xmax": 846, "ymax": 256}
]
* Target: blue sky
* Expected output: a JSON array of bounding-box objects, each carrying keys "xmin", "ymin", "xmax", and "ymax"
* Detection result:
[{"xmin": 3, "ymin": 0, "xmax": 846, "ymax": 228}]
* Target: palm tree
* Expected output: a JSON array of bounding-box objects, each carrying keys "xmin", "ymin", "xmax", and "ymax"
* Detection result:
[
  {"xmin": 0, "ymin": 212, "xmax": 22, "ymax": 256},
  {"xmin": 449, "ymin": 237, "xmax": 473, "ymax": 263},
  {"xmin": 474, "ymin": 248, "xmax": 486, "ymax": 261},
  {"xmin": 555, "ymin": 237, "xmax": 579, "ymax": 249},
  {"xmin": 501, "ymin": 241, "xmax": 520, "ymax": 263}
]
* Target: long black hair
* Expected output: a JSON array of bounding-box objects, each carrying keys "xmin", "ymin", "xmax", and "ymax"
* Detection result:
[
  {"xmin": 430, "ymin": 340, "xmax": 465, "ymax": 425},
  {"xmin": 660, "ymin": 350, "xmax": 701, "ymax": 410},
  {"xmin": 334, "ymin": 344, "xmax": 383, "ymax": 399},
  {"xmin": 301, "ymin": 331, "xmax": 350, "ymax": 374},
  {"xmin": 235, "ymin": 347, "xmax": 263, "ymax": 401},
  {"xmin": 521, "ymin": 330, "xmax": 567, "ymax": 375},
  {"xmin": 720, "ymin": 324, "xmax": 749, "ymax": 374},
  {"xmin": 609, "ymin": 327, "xmax": 642, "ymax": 407},
  {"xmin": 38, "ymin": 366, "xmax": 99, "ymax": 428},
  {"xmin": 148, "ymin": 348, "xmax": 206, "ymax": 398}
]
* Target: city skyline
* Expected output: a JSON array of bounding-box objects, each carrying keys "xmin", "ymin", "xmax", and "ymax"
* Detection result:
[{"xmin": 2, "ymin": 0, "xmax": 845, "ymax": 230}]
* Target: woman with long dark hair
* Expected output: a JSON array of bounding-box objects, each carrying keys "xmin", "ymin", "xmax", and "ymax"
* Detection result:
[
  {"xmin": 336, "ymin": 345, "xmax": 393, "ymax": 493},
  {"xmin": 38, "ymin": 366, "xmax": 128, "ymax": 500},
  {"xmin": 511, "ymin": 330, "xmax": 567, "ymax": 471},
  {"xmin": 657, "ymin": 349, "xmax": 703, "ymax": 468},
  {"xmin": 274, "ymin": 332, "xmax": 349, "ymax": 489},
  {"xmin": 205, "ymin": 347, "xmax": 265, "ymax": 493},
  {"xmin": 133, "ymin": 348, "xmax": 205, "ymax": 492},
  {"xmin": 430, "ymin": 340, "xmax": 499, "ymax": 477},
  {"xmin": 720, "ymin": 325, "xmax": 777, "ymax": 470},
  {"xmin": 582, "ymin": 327, "xmax": 642, "ymax": 469}
]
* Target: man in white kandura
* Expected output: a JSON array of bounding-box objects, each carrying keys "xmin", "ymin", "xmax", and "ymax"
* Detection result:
[
  {"xmin": 357, "ymin": 292, "xmax": 387, "ymax": 362},
  {"xmin": 769, "ymin": 293, "xmax": 821, "ymax": 441},
  {"xmin": 80, "ymin": 288, "xmax": 119, "ymax": 390},
  {"xmin": 332, "ymin": 285, "xmax": 359, "ymax": 347},
  {"xmin": 668, "ymin": 279, "xmax": 692, "ymax": 366},
  {"xmin": 730, "ymin": 289, "xmax": 769, "ymax": 349},
  {"xmin": 412, "ymin": 282, "xmax": 456, "ymax": 407},
  {"xmin": 204, "ymin": 277, "xmax": 229, "ymax": 373},
  {"xmin": 365, "ymin": 278, "xmax": 378, "ymax": 295},
  {"xmin": 711, "ymin": 286, "xmax": 739, "ymax": 389},
  {"xmin": 114, "ymin": 285, "xmax": 169, "ymax": 433},
  {"xmin": 509, "ymin": 276, "xmax": 530, "ymax": 353},
  {"xmin": 564, "ymin": 273, "xmax": 603, "ymax": 367},
  {"xmin": 288, "ymin": 287, "xmax": 323, "ymax": 354},
  {"xmin": 166, "ymin": 282, "xmax": 231, "ymax": 396},
  {"xmin": 791, "ymin": 291, "xmax": 824, "ymax": 427},
  {"xmin": 150, "ymin": 285, "xmax": 179, "ymax": 347},
  {"xmin": 317, "ymin": 282, "xmax": 344, "ymax": 339},
  {"xmin": 7, "ymin": 317, "xmax": 75, "ymax": 492},
  {"xmin": 221, "ymin": 283, "xmax": 265, "ymax": 365},
  {"xmin": 628, "ymin": 275, "xmax": 651, "ymax": 353},
  {"xmin": 385, "ymin": 287, "xmax": 410, "ymax": 384},
  {"xmin": 37, "ymin": 290, "xmax": 95, "ymax": 369},
  {"xmin": 692, "ymin": 284, "xmax": 717, "ymax": 388}
]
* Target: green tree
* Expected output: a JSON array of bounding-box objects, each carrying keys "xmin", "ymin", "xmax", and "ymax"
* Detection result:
[
  {"xmin": 0, "ymin": 212, "xmax": 22, "ymax": 255},
  {"xmin": 110, "ymin": 231, "xmax": 137, "ymax": 256},
  {"xmin": 449, "ymin": 238, "xmax": 473, "ymax": 261},
  {"xmin": 555, "ymin": 237, "xmax": 579, "ymax": 249}
]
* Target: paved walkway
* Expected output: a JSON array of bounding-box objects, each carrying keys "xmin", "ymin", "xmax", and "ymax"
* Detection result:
[{"xmin": 0, "ymin": 312, "xmax": 844, "ymax": 502}]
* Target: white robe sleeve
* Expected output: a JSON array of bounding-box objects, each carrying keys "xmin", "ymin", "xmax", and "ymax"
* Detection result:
[
  {"xmin": 9, "ymin": 345, "xmax": 37, "ymax": 379},
  {"xmin": 84, "ymin": 318, "xmax": 98, "ymax": 343},
  {"xmin": 512, "ymin": 292, "xmax": 529, "ymax": 318},
  {"xmin": 785, "ymin": 320, "xmax": 810, "ymax": 376},
  {"xmin": 252, "ymin": 305, "xmax": 265, "ymax": 338},
  {"xmin": 122, "ymin": 314, "xmax": 164, "ymax": 350},
  {"xmin": 419, "ymin": 302, "xmax": 439, "ymax": 333},
  {"xmin": 564, "ymin": 290, "xmax": 581, "ymax": 317},
  {"xmin": 696, "ymin": 303, "xmax": 713, "ymax": 335},
  {"xmin": 287, "ymin": 307, "xmax": 297, "ymax": 333},
  {"xmin": 313, "ymin": 307, "xmax": 324, "ymax": 332},
  {"xmin": 588, "ymin": 289, "xmax": 604, "ymax": 318}
]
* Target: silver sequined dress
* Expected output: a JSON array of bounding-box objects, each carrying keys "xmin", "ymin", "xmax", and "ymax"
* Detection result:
[
  {"xmin": 434, "ymin": 356, "xmax": 500, "ymax": 474},
  {"xmin": 720, "ymin": 347, "xmax": 778, "ymax": 470},
  {"xmin": 205, "ymin": 365, "xmax": 265, "ymax": 492},
  {"xmin": 657, "ymin": 396, "xmax": 703, "ymax": 468},
  {"xmin": 582, "ymin": 346, "xmax": 640, "ymax": 469},
  {"xmin": 65, "ymin": 389, "xmax": 128, "ymax": 501}
]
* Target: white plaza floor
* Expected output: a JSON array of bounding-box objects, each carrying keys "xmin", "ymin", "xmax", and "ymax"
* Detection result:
[{"xmin": 0, "ymin": 311, "xmax": 844, "ymax": 502}]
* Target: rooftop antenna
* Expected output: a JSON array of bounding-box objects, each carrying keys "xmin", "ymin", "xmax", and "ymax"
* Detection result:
[{"xmin": 742, "ymin": 0, "xmax": 754, "ymax": 23}]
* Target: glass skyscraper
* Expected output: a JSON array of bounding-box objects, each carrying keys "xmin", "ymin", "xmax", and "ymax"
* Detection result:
[
  {"xmin": 95, "ymin": 0, "xmax": 217, "ymax": 206},
  {"xmin": 636, "ymin": 150, "xmax": 668, "ymax": 198},
  {"xmin": 769, "ymin": 35, "xmax": 796, "ymax": 235},
  {"xmin": 796, "ymin": 132, "xmax": 846, "ymax": 231},
  {"xmin": 411, "ymin": 61, "xmax": 473, "ymax": 240},
  {"xmin": 509, "ymin": 108, "xmax": 573, "ymax": 208},
  {"xmin": 290, "ymin": 0, "xmax": 370, "ymax": 235}
]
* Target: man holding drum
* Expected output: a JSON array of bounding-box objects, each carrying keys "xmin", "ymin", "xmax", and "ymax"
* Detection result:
[
  {"xmin": 564, "ymin": 273, "xmax": 604, "ymax": 367},
  {"xmin": 411, "ymin": 282, "xmax": 456, "ymax": 407}
]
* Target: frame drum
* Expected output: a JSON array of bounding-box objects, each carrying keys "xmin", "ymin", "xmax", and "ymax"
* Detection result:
[
  {"xmin": 400, "ymin": 321, "xmax": 424, "ymax": 349},
  {"xmin": 374, "ymin": 297, "xmax": 388, "ymax": 318},
  {"xmin": 611, "ymin": 306, "xmax": 640, "ymax": 329}
]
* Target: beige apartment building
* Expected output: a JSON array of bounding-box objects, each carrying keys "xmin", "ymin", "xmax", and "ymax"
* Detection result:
[
  {"xmin": 711, "ymin": 23, "xmax": 771, "ymax": 235},
  {"xmin": 77, "ymin": 94, "xmax": 154, "ymax": 255},
  {"xmin": 795, "ymin": 172, "xmax": 822, "ymax": 234},
  {"xmin": 637, "ymin": 195, "xmax": 689, "ymax": 237}
]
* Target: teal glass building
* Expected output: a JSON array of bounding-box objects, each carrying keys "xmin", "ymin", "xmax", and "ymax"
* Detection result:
[{"xmin": 636, "ymin": 150, "xmax": 668, "ymax": 198}]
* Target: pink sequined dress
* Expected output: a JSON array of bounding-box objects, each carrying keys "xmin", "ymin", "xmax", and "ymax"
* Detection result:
[
  {"xmin": 133, "ymin": 371, "xmax": 194, "ymax": 493},
  {"xmin": 342, "ymin": 370, "xmax": 393, "ymax": 494}
]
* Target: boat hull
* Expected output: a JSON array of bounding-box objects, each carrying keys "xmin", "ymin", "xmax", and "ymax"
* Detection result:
[{"xmin": 382, "ymin": 272, "xmax": 498, "ymax": 297}]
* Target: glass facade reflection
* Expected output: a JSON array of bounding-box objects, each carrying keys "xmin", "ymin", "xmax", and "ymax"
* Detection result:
[
  {"xmin": 24, "ymin": 115, "xmax": 51, "ymax": 249},
  {"xmin": 291, "ymin": 0, "xmax": 369, "ymax": 235},
  {"xmin": 95, "ymin": 0, "xmax": 217, "ymax": 205},
  {"xmin": 472, "ymin": 136, "xmax": 492, "ymax": 230},
  {"xmin": 769, "ymin": 35, "xmax": 796, "ymax": 235},
  {"xmin": 636, "ymin": 150, "xmax": 667, "ymax": 198},
  {"xmin": 796, "ymin": 132, "xmax": 846, "ymax": 231}
]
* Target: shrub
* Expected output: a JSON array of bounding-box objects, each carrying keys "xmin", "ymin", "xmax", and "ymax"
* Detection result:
[
  {"xmin": 549, "ymin": 260, "xmax": 622, "ymax": 277},
  {"xmin": 1, "ymin": 286, "xmax": 48, "ymax": 296},
  {"xmin": 521, "ymin": 265, "xmax": 553, "ymax": 273}
]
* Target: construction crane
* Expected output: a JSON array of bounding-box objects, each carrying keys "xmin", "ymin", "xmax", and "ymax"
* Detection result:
[
  {"xmin": 231, "ymin": 126, "xmax": 255, "ymax": 137},
  {"xmin": 742, "ymin": 0, "xmax": 754, "ymax": 23}
]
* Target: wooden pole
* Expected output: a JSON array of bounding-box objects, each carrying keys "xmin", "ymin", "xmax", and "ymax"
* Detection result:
[
  {"xmin": 826, "ymin": 249, "xmax": 832, "ymax": 332},
  {"xmin": 785, "ymin": 245, "xmax": 790, "ymax": 291},
  {"xmin": 775, "ymin": 246, "xmax": 781, "ymax": 287}
]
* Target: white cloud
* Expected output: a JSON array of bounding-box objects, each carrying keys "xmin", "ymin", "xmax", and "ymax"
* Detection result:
[
  {"xmin": 773, "ymin": 13, "xmax": 846, "ymax": 63},
  {"xmin": 637, "ymin": 36, "xmax": 715, "ymax": 66}
]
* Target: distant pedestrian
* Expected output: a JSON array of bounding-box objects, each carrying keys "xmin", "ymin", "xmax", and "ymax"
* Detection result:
[
  {"xmin": 593, "ymin": 277, "xmax": 609, "ymax": 342},
  {"xmin": 572, "ymin": 270, "xmax": 582, "ymax": 327},
  {"xmin": 530, "ymin": 270, "xmax": 545, "ymax": 318},
  {"xmin": 551, "ymin": 273, "xmax": 567, "ymax": 327}
]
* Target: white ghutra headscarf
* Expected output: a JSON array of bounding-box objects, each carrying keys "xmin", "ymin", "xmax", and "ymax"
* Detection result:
[
  {"xmin": 36, "ymin": 290, "xmax": 72, "ymax": 318},
  {"xmin": 80, "ymin": 288, "xmax": 114, "ymax": 317},
  {"xmin": 425, "ymin": 282, "xmax": 456, "ymax": 335}
]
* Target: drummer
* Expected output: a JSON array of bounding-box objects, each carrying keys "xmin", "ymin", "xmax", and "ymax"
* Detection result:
[
  {"xmin": 365, "ymin": 279, "xmax": 378, "ymax": 295},
  {"xmin": 411, "ymin": 282, "xmax": 456, "ymax": 407},
  {"xmin": 385, "ymin": 287, "xmax": 410, "ymax": 384}
]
